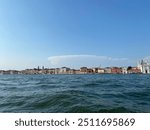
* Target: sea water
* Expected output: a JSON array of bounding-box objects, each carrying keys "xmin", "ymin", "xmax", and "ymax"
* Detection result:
[{"xmin": 0, "ymin": 74, "xmax": 150, "ymax": 113}]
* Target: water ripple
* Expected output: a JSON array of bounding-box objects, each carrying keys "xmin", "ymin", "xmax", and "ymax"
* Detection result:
[{"xmin": 0, "ymin": 74, "xmax": 150, "ymax": 112}]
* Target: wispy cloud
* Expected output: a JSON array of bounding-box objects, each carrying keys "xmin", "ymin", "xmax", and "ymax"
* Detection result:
[{"xmin": 48, "ymin": 55, "xmax": 132, "ymax": 68}]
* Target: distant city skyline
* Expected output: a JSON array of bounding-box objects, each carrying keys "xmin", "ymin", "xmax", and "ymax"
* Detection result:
[{"xmin": 0, "ymin": 0, "xmax": 150, "ymax": 70}]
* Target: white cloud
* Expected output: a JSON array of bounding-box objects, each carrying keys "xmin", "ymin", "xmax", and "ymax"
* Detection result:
[{"xmin": 48, "ymin": 55, "xmax": 132, "ymax": 68}]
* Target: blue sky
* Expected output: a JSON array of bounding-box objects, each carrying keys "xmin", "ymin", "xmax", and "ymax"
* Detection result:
[{"xmin": 0, "ymin": 0, "xmax": 150, "ymax": 69}]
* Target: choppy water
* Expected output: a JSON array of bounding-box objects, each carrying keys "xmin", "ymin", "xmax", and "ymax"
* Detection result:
[{"xmin": 0, "ymin": 74, "xmax": 150, "ymax": 113}]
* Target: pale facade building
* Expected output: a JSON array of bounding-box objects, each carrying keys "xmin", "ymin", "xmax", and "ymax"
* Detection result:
[
  {"xmin": 122, "ymin": 67, "xmax": 128, "ymax": 74},
  {"xmin": 98, "ymin": 68, "xmax": 105, "ymax": 73},
  {"xmin": 59, "ymin": 67, "xmax": 70, "ymax": 74},
  {"xmin": 138, "ymin": 60, "xmax": 150, "ymax": 74}
]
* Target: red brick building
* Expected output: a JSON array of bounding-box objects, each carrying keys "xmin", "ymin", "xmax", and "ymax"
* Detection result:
[
  {"xmin": 128, "ymin": 67, "xmax": 141, "ymax": 74},
  {"xmin": 111, "ymin": 67, "xmax": 122, "ymax": 74}
]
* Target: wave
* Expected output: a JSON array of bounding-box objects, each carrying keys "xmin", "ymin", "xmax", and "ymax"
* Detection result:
[{"xmin": 0, "ymin": 74, "xmax": 150, "ymax": 113}]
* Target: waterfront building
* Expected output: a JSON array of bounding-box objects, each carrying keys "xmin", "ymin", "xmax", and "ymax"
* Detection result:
[
  {"xmin": 59, "ymin": 67, "xmax": 70, "ymax": 74},
  {"xmin": 138, "ymin": 60, "xmax": 150, "ymax": 74},
  {"xmin": 111, "ymin": 67, "xmax": 122, "ymax": 74},
  {"xmin": 87, "ymin": 68, "xmax": 94, "ymax": 73},
  {"xmin": 128, "ymin": 67, "xmax": 141, "ymax": 74},
  {"xmin": 47, "ymin": 69, "xmax": 55, "ymax": 74},
  {"xmin": 104, "ymin": 67, "xmax": 112, "ymax": 74},
  {"xmin": 80, "ymin": 67, "xmax": 88, "ymax": 74},
  {"xmin": 97, "ymin": 68, "xmax": 105, "ymax": 73},
  {"xmin": 39, "ymin": 69, "xmax": 47, "ymax": 74},
  {"xmin": 10, "ymin": 70, "xmax": 19, "ymax": 74},
  {"xmin": 122, "ymin": 67, "xmax": 128, "ymax": 74},
  {"xmin": 2, "ymin": 70, "xmax": 11, "ymax": 74},
  {"xmin": 54, "ymin": 68, "xmax": 60, "ymax": 74},
  {"xmin": 0, "ymin": 70, "xmax": 3, "ymax": 74},
  {"xmin": 92, "ymin": 68, "xmax": 98, "ymax": 73},
  {"xmin": 68, "ymin": 69, "xmax": 76, "ymax": 74},
  {"xmin": 74, "ymin": 70, "xmax": 81, "ymax": 74}
]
